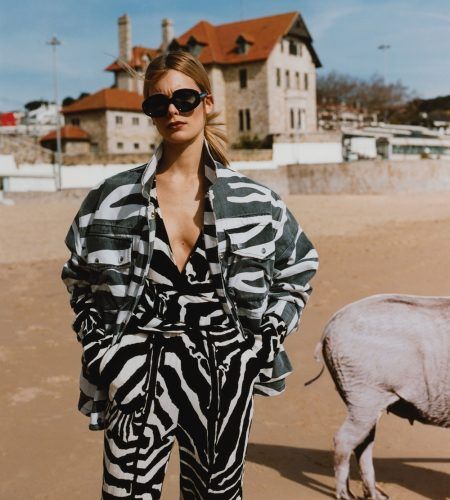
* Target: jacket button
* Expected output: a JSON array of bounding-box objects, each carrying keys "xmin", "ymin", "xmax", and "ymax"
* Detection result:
[
  {"xmin": 94, "ymin": 258, "xmax": 99, "ymax": 263},
  {"xmin": 261, "ymin": 247, "xmax": 266, "ymax": 254},
  {"xmin": 119, "ymin": 256, "xmax": 124, "ymax": 262}
]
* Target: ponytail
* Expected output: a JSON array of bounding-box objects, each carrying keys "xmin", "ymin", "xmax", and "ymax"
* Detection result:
[{"xmin": 204, "ymin": 111, "xmax": 230, "ymax": 166}]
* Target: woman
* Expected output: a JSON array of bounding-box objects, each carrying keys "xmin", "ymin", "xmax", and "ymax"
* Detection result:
[{"xmin": 62, "ymin": 50, "xmax": 318, "ymax": 499}]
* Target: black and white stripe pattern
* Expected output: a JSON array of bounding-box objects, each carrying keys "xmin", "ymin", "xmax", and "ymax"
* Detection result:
[
  {"xmin": 61, "ymin": 138, "xmax": 319, "ymax": 430},
  {"xmin": 101, "ymin": 326, "xmax": 261, "ymax": 499}
]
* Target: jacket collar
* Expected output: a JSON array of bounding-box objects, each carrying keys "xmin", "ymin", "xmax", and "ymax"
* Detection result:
[{"xmin": 141, "ymin": 137, "xmax": 221, "ymax": 199}]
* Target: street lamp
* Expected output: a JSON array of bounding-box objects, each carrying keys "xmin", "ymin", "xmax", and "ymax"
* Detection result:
[
  {"xmin": 377, "ymin": 44, "xmax": 391, "ymax": 84},
  {"xmin": 47, "ymin": 34, "xmax": 62, "ymax": 190},
  {"xmin": 378, "ymin": 44, "xmax": 391, "ymax": 124}
]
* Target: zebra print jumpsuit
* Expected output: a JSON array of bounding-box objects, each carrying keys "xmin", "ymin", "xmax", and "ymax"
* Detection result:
[{"xmin": 101, "ymin": 174, "xmax": 262, "ymax": 499}]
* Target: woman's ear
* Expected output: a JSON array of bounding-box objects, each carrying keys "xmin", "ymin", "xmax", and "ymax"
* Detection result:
[{"xmin": 204, "ymin": 94, "xmax": 214, "ymax": 115}]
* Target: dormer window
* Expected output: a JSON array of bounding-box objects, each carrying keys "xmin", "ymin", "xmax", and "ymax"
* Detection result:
[
  {"xmin": 187, "ymin": 36, "xmax": 203, "ymax": 57},
  {"xmin": 235, "ymin": 34, "xmax": 253, "ymax": 55},
  {"xmin": 289, "ymin": 39, "xmax": 298, "ymax": 55}
]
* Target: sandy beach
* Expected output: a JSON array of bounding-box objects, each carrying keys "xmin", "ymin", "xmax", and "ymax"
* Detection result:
[{"xmin": 0, "ymin": 189, "xmax": 449, "ymax": 499}]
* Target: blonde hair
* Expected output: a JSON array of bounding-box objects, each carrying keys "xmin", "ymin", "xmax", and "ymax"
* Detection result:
[{"xmin": 142, "ymin": 51, "xmax": 229, "ymax": 166}]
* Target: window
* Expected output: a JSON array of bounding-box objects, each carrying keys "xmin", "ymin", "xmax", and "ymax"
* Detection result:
[
  {"xmin": 236, "ymin": 39, "xmax": 250, "ymax": 54},
  {"xmin": 239, "ymin": 109, "xmax": 251, "ymax": 131},
  {"xmin": 295, "ymin": 72, "xmax": 300, "ymax": 89},
  {"xmin": 239, "ymin": 68, "xmax": 247, "ymax": 89},
  {"xmin": 304, "ymin": 73, "xmax": 309, "ymax": 91},
  {"xmin": 239, "ymin": 110, "xmax": 244, "ymax": 132},
  {"xmin": 117, "ymin": 142, "xmax": 124, "ymax": 150},
  {"xmin": 299, "ymin": 43, "xmax": 303, "ymax": 57},
  {"xmin": 276, "ymin": 68, "xmax": 281, "ymax": 87},
  {"xmin": 71, "ymin": 117, "xmax": 80, "ymax": 126},
  {"xmin": 245, "ymin": 109, "xmax": 251, "ymax": 131},
  {"xmin": 90, "ymin": 142, "xmax": 98, "ymax": 154},
  {"xmin": 132, "ymin": 117, "xmax": 139, "ymax": 125},
  {"xmin": 289, "ymin": 40, "xmax": 297, "ymax": 55},
  {"xmin": 297, "ymin": 109, "xmax": 302, "ymax": 129},
  {"xmin": 149, "ymin": 143, "xmax": 155, "ymax": 150},
  {"xmin": 280, "ymin": 39, "xmax": 284, "ymax": 52},
  {"xmin": 134, "ymin": 143, "xmax": 140, "ymax": 150},
  {"xmin": 115, "ymin": 115, "xmax": 123, "ymax": 125},
  {"xmin": 285, "ymin": 70, "xmax": 290, "ymax": 89},
  {"xmin": 290, "ymin": 109, "xmax": 295, "ymax": 129}
]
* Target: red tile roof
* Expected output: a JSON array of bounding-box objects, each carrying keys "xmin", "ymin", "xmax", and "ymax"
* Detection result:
[
  {"xmin": 105, "ymin": 46, "xmax": 159, "ymax": 72},
  {"xmin": 62, "ymin": 88, "xmax": 143, "ymax": 114},
  {"xmin": 40, "ymin": 125, "xmax": 90, "ymax": 142},
  {"xmin": 173, "ymin": 11, "xmax": 321, "ymax": 66}
]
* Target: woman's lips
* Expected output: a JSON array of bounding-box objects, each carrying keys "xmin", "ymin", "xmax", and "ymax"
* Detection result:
[{"xmin": 167, "ymin": 122, "xmax": 186, "ymax": 130}]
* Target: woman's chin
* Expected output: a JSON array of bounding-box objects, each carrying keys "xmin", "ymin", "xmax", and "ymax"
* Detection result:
[{"xmin": 162, "ymin": 129, "xmax": 203, "ymax": 145}]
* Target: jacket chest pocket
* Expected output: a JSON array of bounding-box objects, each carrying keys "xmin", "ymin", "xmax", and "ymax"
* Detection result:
[
  {"xmin": 85, "ymin": 235, "xmax": 132, "ymax": 268},
  {"xmin": 224, "ymin": 218, "xmax": 275, "ymax": 310},
  {"xmin": 83, "ymin": 233, "xmax": 134, "ymax": 306}
]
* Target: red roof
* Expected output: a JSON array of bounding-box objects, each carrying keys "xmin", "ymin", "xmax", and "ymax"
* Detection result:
[
  {"xmin": 40, "ymin": 125, "xmax": 90, "ymax": 142},
  {"xmin": 105, "ymin": 46, "xmax": 159, "ymax": 72},
  {"xmin": 62, "ymin": 88, "xmax": 143, "ymax": 114},
  {"xmin": 174, "ymin": 11, "xmax": 321, "ymax": 66},
  {"xmin": 0, "ymin": 112, "xmax": 16, "ymax": 126}
]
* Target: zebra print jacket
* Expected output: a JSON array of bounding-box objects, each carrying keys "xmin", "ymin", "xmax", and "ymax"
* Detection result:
[{"xmin": 61, "ymin": 138, "xmax": 319, "ymax": 430}]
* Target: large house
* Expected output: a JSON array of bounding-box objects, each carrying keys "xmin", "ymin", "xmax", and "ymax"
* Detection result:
[{"xmin": 60, "ymin": 11, "xmax": 321, "ymax": 156}]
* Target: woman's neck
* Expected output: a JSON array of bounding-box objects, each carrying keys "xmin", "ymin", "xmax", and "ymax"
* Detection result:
[{"xmin": 158, "ymin": 133, "xmax": 205, "ymax": 179}]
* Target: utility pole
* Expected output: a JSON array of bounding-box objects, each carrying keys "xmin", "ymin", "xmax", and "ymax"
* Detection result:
[
  {"xmin": 47, "ymin": 35, "xmax": 62, "ymax": 190},
  {"xmin": 378, "ymin": 44, "xmax": 391, "ymax": 124}
]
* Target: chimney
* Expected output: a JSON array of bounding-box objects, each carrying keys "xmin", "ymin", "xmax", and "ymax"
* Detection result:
[
  {"xmin": 161, "ymin": 18, "xmax": 174, "ymax": 53},
  {"xmin": 118, "ymin": 14, "xmax": 132, "ymax": 61}
]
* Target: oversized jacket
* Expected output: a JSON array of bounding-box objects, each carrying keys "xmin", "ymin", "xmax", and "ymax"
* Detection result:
[{"xmin": 61, "ymin": 138, "xmax": 319, "ymax": 430}]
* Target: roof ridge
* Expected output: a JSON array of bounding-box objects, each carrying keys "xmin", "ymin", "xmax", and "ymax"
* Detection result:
[{"xmin": 214, "ymin": 10, "xmax": 297, "ymax": 28}]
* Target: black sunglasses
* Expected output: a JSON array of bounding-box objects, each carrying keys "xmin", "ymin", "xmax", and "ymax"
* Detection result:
[{"xmin": 142, "ymin": 88, "xmax": 208, "ymax": 118}]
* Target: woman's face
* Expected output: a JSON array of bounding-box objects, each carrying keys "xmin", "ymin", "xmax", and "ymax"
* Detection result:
[{"xmin": 149, "ymin": 69, "xmax": 213, "ymax": 145}]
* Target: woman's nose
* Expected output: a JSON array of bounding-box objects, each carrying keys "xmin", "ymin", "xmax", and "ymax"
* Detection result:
[{"xmin": 167, "ymin": 103, "xmax": 179, "ymax": 116}]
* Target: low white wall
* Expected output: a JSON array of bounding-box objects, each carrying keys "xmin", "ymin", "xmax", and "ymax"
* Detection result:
[
  {"xmin": 273, "ymin": 142, "xmax": 343, "ymax": 165},
  {"xmin": 349, "ymin": 137, "xmax": 377, "ymax": 159},
  {"xmin": 61, "ymin": 164, "xmax": 135, "ymax": 189}
]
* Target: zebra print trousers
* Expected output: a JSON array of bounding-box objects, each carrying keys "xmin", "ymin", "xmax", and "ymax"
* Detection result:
[{"xmin": 100, "ymin": 325, "xmax": 262, "ymax": 499}]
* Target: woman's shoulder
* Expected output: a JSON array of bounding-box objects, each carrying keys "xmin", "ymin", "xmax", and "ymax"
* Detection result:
[
  {"xmin": 216, "ymin": 164, "xmax": 284, "ymax": 203},
  {"xmin": 74, "ymin": 164, "xmax": 148, "ymax": 220}
]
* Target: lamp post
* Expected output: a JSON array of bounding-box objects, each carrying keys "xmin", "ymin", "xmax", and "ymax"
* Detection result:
[
  {"xmin": 47, "ymin": 34, "xmax": 62, "ymax": 190},
  {"xmin": 378, "ymin": 44, "xmax": 391, "ymax": 124}
]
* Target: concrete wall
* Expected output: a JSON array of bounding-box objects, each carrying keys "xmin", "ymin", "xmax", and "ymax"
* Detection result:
[
  {"xmin": 273, "ymin": 142, "xmax": 342, "ymax": 164},
  {"xmin": 286, "ymin": 159, "xmax": 450, "ymax": 194},
  {"xmin": 3, "ymin": 156, "xmax": 449, "ymax": 196}
]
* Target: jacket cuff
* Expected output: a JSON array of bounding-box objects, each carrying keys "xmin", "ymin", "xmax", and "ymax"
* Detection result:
[{"xmin": 253, "ymin": 313, "xmax": 288, "ymax": 365}]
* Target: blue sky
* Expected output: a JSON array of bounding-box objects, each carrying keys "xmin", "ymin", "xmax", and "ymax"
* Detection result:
[{"xmin": 1, "ymin": 0, "xmax": 449, "ymax": 111}]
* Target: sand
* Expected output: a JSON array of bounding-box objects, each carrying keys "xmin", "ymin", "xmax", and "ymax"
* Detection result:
[{"xmin": 0, "ymin": 189, "xmax": 449, "ymax": 499}]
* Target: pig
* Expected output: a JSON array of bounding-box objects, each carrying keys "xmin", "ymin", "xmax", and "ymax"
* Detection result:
[{"xmin": 308, "ymin": 293, "xmax": 450, "ymax": 499}]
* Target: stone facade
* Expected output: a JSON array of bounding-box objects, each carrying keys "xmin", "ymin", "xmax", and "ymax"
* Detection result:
[
  {"xmin": 66, "ymin": 111, "xmax": 107, "ymax": 153},
  {"xmin": 266, "ymin": 37, "xmax": 317, "ymax": 138},
  {"xmin": 66, "ymin": 110, "xmax": 159, "ymax": 155},
  {"xmin": 64, "ymin": 141, "xmax": 90, "ymax": 155},
  {"xmin": 221, "ymin": 61, "xmax": 269, "ymax": 146},
  {"xmin": 105, "ymin": 110, "xmax": 158, "ymax": 155},
  {"xmin": 205, "ymin": 39, "xmax": 318, "ymax": 146}
]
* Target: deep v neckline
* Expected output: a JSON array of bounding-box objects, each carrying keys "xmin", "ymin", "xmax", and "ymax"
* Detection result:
[
  {"xmin": 153, "ymin": 175, "xmax": 204, "ymax": 276},
  {"xmin": 160, "ymin": 217, "xmax": 203, "ymax": 276}
]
